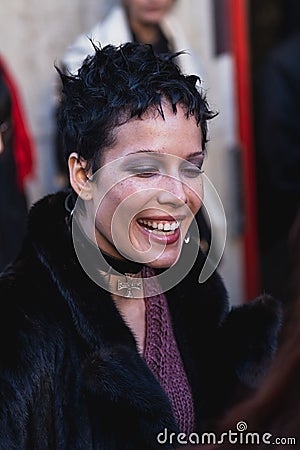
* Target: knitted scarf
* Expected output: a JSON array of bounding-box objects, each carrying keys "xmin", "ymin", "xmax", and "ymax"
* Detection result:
[{"xmin": 142, "ymin": 265, "xmax": 196, "ymax": 435}]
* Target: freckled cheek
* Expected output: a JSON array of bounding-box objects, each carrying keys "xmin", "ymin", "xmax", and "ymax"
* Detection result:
[
  {"xmin": 96, "ymin": 181, "xmax": 146, "ymax": 224},
  {"xmin": 112, "ymin": 181, "xmax": 144, "ymax": 211},
  {"xmin": 186, "ymin": 186, "xmax": 203, "ymax": 215}
]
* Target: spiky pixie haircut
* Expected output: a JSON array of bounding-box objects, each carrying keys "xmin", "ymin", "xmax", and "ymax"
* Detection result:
[{"xmin": 57, "ymin": 41, "xmax": 217, "ymax": 172}]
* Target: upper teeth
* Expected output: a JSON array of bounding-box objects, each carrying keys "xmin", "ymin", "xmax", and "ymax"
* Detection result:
[{"xmin": 138, "ymin": 219, "xmax": 179, "ymax": 231}]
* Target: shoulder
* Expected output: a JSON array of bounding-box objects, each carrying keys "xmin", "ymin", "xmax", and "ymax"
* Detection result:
[
  {"xmin": 166, "ymin": 248, "xmax": 230, "ymax": 334},
  {"xmin": 0, "ymin": 258, "xmax": 62, "ymax": 445},
  {"xmin": 0, "ymin": 191, "xmax": 70, "ymax": 356},
  {"xmin": 83, "ymin": 5, "xmax": 131, "ymax": 43},
  {"xmin": 0, "ymin": 252, "xmax": 64, "ymax": 358},
  {"xmin": 161, "ymin": 11, "xmax": 204, "ymax": 78},
  {"xmin": 169, "ymin": 247, "xmax": 282, "ymax": 381},
  {"xmin": 62, "ymin": 5, "xmax": 132, "ymax": 74}
]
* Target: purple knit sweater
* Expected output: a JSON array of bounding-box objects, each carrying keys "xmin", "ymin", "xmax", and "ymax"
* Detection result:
[{"xmin": 142, "ymin": 266, "xmax": 195, "ymax": 435}]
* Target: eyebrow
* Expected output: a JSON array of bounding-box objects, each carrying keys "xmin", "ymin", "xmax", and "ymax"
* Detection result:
[{"xmin": 124, "ymin": 149, "xmax": 204, "ymax": 158}]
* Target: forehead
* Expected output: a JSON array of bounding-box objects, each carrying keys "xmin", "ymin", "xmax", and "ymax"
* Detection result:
[
  {"xmin": 101, "ymin": 104, "xmax": 203, "ymax": 170},
  {"xmin": 102, "ymin": 103, "xmax": 202, "ymax": 164},
  {"xmin": 121, "ymin": 101, "xmax": 200, "ymax": 143}
]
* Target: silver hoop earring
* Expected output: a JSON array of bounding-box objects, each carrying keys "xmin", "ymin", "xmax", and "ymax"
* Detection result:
[
  {"xmin": 184, "ymin": 232, "xmax": 190, "ymax": 244},
  {"xmin": 64, "ymin": 192, "xmax": 75, "ymax": 230}
]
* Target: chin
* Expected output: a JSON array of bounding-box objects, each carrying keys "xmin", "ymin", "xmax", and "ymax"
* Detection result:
[{"xmin": 145, "ymin": 251, "xmax": 181, "ymax": 270}]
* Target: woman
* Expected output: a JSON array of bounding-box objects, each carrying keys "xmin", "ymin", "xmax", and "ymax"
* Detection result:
[{"xmin": 0, "ymin": 43, "xmax": 281, "ymax": 449}]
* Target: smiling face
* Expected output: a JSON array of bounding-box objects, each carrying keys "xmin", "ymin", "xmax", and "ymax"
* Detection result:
[
  {"xmin": 89, "ymin": 103, "xmax": 204, "ymax": 269},
  {"xmin": 70, "ymin": 102, "xmax": 204, "ymax": 269}
]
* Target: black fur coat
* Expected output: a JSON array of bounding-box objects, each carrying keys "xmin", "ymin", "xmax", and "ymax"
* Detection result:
[{"xmin": 0, "ymin": 191, "xmax": 281, "ymax": 449}]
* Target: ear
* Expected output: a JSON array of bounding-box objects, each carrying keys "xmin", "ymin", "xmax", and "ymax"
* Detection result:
[{"xmin": 68, "ymin": 152, "xmax": 93, "ymax": 200}]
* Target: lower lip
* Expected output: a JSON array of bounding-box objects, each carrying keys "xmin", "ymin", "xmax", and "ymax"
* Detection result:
[{"xmin": 137, "ymin": 222, "xmax": 181, "ymax": 245}]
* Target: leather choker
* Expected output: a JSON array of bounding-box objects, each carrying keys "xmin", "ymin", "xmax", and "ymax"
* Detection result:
[{"xmin": 100, "ymin": 250, "xmax": 143, "ymax": 275}]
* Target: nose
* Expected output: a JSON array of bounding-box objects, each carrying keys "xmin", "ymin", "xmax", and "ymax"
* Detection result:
[{"xmin": 157, "ymin": 175, "xmax": 188, "ymax": 207}]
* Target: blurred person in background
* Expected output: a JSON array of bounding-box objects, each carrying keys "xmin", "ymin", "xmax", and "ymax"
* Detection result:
[
  {"xmin": 62, "ymin": 0, "xmax": 202, "ymax": 77},
  {"xmin": 256, "ymin": 0, "xmax": 300, "ymax": 308},
  {"xmin": 0, "ymin": 55, "xmax": 35, "ymax": 272}
]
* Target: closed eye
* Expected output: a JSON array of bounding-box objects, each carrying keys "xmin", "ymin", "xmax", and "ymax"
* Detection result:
[
  {"xmin": 130, "ymin": 167, "xmax": 159, "ymax": 178},
  {"xmin": 181, "ymin": 165, "xmax": 204, "ymax": 178}
]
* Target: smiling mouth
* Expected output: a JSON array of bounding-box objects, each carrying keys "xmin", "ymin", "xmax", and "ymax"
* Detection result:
[{"xmin": 137, "ymin": 218, "xmax": 180, "ymax": 235}]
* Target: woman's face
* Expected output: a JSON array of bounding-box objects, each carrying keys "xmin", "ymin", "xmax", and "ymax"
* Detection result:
[
  {"xmin": 88, "ymin": 103, "xmax": 203, "ymax": 269},
  {"xmin": 123, "ymin": 0, "xmax": 174, "ymax": 25}
]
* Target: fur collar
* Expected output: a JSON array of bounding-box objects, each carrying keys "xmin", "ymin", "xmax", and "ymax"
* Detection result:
[
  {"xmin": 26, "ymin": 190, "xmax": 230, "ymax": 344},
  {"xmin": 23, "ymin": 190, "xmax": 282, "ymax": 430}
]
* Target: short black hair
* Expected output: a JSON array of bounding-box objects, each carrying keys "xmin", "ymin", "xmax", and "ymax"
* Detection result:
[{"xmin": 57, "ymin": 41, "xmax": 217, "ymax": 172}]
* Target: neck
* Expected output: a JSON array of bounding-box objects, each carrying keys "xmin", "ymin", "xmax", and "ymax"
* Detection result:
[
  {"xmin": 100, "ymin": 249, "xmax": 143, "ymax": 275},
  {"xmin": 130, "ymin": 21, "xmax": 161, "ymax": 45}
]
